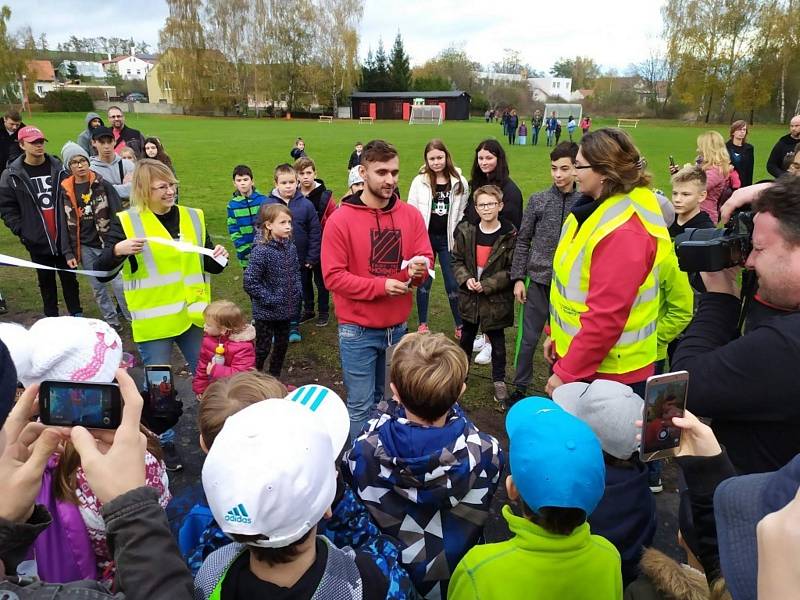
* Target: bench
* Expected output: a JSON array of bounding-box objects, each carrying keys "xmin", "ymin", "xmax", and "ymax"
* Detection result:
[
  {"xmin": 318, "ymin": 115, "xmax": 333, "ymax": 123},
  {"xmin": 359, "ymin": 116, "xmax": 374, "ymax": 125},
  {"xmin": 617, "ymin": 118, "xmax": 640, "ymax": 128}
]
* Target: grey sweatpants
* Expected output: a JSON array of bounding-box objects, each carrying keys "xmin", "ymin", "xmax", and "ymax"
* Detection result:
[{"xmin": 512, "ymin": 281, "xmax": 550, "ymax": 392}]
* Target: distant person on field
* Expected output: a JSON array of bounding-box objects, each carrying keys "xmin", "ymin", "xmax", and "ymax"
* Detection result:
[
  {"xmin": 89, "ymin": 126, "xmax": 135, "ymax": 207},
  {"xmin": 227, "ymin": 164, "xmax": 268, "ymax": 267},
  {"xmin": 0, "ymin": 109, "xmax": 22, "ymax": 168},
  {"xmin": 555, "ymin": 119, "xmax": 562, "ymax": 144},
  {"xmin": 76, "ymin": 111, "xmax": 103, "ymax": 156},
  {"xmin": 567, "ymin": 115, "xmax": 577, "ymax": 141},
  {"xmin": 518, "ymin": 120, "xmax": 528, "ymax": 145},
  {"xmin": 0, "ymin": 126, "xmax": 82, "ymax": 317},
  {"xmin": 295, "ymin": 156, "xmax": 337, "ymax": 327},
  {"xmin": 766, "ymin": 114, "xmax": 800, "ymax": 178},
  {"xmin": 726, "ymin": 120, "xmax": 754, "ymax": 187},
  {"xmin": 545, "ymin": 111, "xmax": 558, "ymax": 147},
  {"xmin": 107, "ymin": 105, "xmax": 145, "ymax": 158},
  {"xmin": 265, "ymin": 163, "xmax": 321, "ymax": 343},
  {"xmin": 290, "ymin": 136, "xmax": 306, "ymax": 160},
  {"xmin": 509, "ymin": 142, "xmax": 580, "ymax": 404},
  {"xmin": 448, "ymin": 396, "xmax": 622, "ymax": 600},
  {"xmin": 580, "ymin": 115, "xmax": 591, "ymax": 135},
  {"xmin": 344, "ymin": 332, "xmax": 504, "ymax": 599},
  {"xmin": 321, "ymin": 139, "xmax": 432, "ymax": 439},
  {"xmin": 507, "ymin": 109, "xmax": 519, "ymax": 145},
  {"xmin": 531, "ymin": 109, "xmax": 543, "ymax": 146},
  {"xmin": 348, "ymin": 141, "xmax": 363, "ymax": 170}
]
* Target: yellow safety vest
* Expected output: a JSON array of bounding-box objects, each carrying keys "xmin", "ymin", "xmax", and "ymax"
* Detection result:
[
  {"xmin": 118, "ymin": 205, "xmax": 211, "ymax": 343},
  {"xmin": 550, "ymin": 187, "xmax": 672, "ymax": 374}
]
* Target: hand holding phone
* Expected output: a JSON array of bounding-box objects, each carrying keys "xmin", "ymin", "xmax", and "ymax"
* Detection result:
[
  {"xmin": 39, "ymin": 380, "xmax": 122, "ymax": 429},
  {"xmin": 640, "ymin": 371, "xmax": 689, "ymax": 461}
]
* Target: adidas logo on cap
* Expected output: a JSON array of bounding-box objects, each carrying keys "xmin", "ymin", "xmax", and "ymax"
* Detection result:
[{"xmin": 224, "ymin": 503, "xmax": 252, "ymax": 524}]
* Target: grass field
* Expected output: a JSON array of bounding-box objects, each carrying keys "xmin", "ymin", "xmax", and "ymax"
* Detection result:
[{"xmin": 0, "ymin": 113, "xmax": 787, "ymax": 411}]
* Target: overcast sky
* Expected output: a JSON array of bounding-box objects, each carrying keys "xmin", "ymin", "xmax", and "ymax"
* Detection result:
[{"xmin": 7, "ymin": 0, "xmax": 665, "ymax": 72}]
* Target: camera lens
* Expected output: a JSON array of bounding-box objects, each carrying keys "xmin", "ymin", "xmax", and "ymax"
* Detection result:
[{"xmin": 103, "ymin": 417, "xmax": 111, "ymax": 425}]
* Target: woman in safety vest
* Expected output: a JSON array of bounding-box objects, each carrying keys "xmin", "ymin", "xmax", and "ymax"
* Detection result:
[
  {"xmin": 95, "ymin": 159, "xmax": 228, "ymax": 469},
  {"xmin": 544, "ymin": 128, "xmax": 671, "ymax": 397}
]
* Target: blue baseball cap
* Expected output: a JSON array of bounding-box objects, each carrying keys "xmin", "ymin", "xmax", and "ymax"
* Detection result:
[{"xmin": 506, "ymin": 396, "xmax": 606, "ymax": 515}]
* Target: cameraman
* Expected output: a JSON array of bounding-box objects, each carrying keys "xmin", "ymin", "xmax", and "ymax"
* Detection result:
[{"xmin": 672, "ymin": 176, "xmax": 800, "ymax": 475}]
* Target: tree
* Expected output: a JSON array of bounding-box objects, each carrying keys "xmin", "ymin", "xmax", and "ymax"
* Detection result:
[
  {"xmin": 268, "ymin": 0, "xmax": 315, "ymax": 111},
  {"xmin": 388, "ymin": 31, "xmax": 411, "ymax": 91},
  {"xmin": 550, "ymin": 56, "xmax": 600, "ymax": 89},
  {"xmin": 412, "ymin": 44, "xmax": 476, "ymax": 92},
  {"xmin": 314, "ymin": 0, "xmax": 363, "ymax": 113},
  {"xmin": 491, "ymin": 48, "xmax": 531, "ymax": 75},
  {"xmin": 360, "ymin": 38, "xmax": 391, "ymax": 91},
  {"xmin": 634, "ymin": 49, "xmax": 669, "ymax": 115},
  {"xmin": 205, "ymin": 0, "xmax": 250, "ymax": 110},
  {"xmin": 37, "ymin": 33, "xmax": 47, "ymax": 51},
  {"xmin": 412, "ymin": 75, "xmax": 451, "ymax": 91},
  {"xmin": 0, "ymin": 6, "xmax": 25, "ymax": 103}
]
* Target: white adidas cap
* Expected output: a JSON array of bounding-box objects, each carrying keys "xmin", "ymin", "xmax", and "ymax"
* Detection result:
[{"xmin": 202, "ymin": 387, "xmax": 348, "ymax": 548}]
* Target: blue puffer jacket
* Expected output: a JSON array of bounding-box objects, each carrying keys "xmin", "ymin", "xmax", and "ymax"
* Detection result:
[
  {"xmin": 265, "ymin": 188, "xmax": 321, "ymax": 265},
  {"xmin": 243, "ymin": 237, "xmax": 301, "ymax": 321}
]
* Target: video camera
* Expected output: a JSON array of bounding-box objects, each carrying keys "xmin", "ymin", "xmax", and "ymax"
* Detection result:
[{"xmin": 674, "ymin": 210, "xmax": 754, "ymax": 272}]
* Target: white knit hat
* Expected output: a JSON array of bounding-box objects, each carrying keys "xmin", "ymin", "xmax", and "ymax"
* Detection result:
[{"xmin": 0, "ymin": 317, "xmax": 122, "ymax": 387}]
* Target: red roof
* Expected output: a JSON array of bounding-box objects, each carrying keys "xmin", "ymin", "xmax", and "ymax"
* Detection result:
[{"xmin": 27, "ymin": 60, "xmax": 56, "ymax": 81}]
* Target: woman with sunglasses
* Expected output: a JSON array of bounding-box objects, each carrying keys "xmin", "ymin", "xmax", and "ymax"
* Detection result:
[
  {"xmin": 545, "ymin": 128, "xmax": 671, "ymax": 398},
  {"xmin": 94, "ymin": 159, "xmax": 228, "ymax": 470}
]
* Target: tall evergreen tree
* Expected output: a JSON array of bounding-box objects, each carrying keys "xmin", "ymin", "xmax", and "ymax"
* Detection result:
[
  {"xmin": 388, "ymin": 31, "xmax": 411, "ymax": 91},
  {"xmin": 372, "ymin": 37, "xmax": 390, "ymax": 90},
  {"xmin": 360, "ymin": 48, "xmax": 376, "ymax": 90}
]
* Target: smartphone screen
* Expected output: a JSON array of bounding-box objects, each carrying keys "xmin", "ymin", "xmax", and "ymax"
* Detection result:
[
  {"xmin": 640, "ymin": 371, "xmax": 688, "ymax": 461},
  {"xmin": 40, "ymin": 380, "xmax": 121, "ymax": 429},
  {"xmin": 145, "ymin": 365, "xmax": 173, "ymax": 410}
]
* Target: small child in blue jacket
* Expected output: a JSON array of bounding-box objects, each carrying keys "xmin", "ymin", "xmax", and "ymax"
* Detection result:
[{"xmin": 244, "ymin": 203, "xmax": 301, "ymax": 377}]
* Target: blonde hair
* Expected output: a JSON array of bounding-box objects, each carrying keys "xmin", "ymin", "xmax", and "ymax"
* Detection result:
[
  {"xmin": 204, "ymin": 300, "xmax": 247, "ymax": 334},
  {"xmin": 257, "ymin": 203, "xmax": 292, "ymax": 242},
  {"xmin": 473, "ymin": 184, "xmax": 504, "ymax": 204},
  {"xmin": 130, "ymin": 158, "xmax": 178, "ymax": 212},
  {"xmin": 120, "ymin": 147, "xmax": 137, "ymax": 162},
  {"xmin": 199, "ymin": 371, "xmax": 287, "ymax": 449},
  {"xmin": 389, "ymin": 332, "xmax": 468, "ymax": 422},
  {"xmin": 697, "ymin": 131, "xmax": 733, "ymax": 177},
  {"xmin": 671, "ymin": 165, "xmax": 707, "ymax": 189}
]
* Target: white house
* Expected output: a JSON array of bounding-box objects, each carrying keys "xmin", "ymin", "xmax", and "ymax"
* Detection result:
[
  {"xmin": 527, "ymin": 76, "xmax": 572, "ymax": 102},
  {"xmin": 57, "ymin": 60, "xmax": 107, "ymax": 80},
  {"xmin": 26, "ymin": 60, "xmax": 57, "ymax": 97},
  {"xmin": 102, "ymin": 51, "xmax": 157, "ymax": 81}
]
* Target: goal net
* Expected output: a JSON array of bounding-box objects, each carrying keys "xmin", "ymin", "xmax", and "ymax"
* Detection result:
[
  {"xmin": 409, "ymin": 104, "xmax": 442, "ymax": 125},
  {"xmin": 542, "ymin": 103, "xmax": 583, "ymax": 124}
]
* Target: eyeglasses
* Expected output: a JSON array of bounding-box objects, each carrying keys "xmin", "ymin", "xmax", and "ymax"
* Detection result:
[
  {"xmin": 573, "ymin": 162, "xmax": 594, "ymax": 170},
  {"xmin": 476, "ymin": 202, "xmax": 499, "ymax": 210},
  {"xmin": 151, "ymin": 182, "xmax": 178, "ymax": 192},
  {"xmin": 70, "ymin": 158, "xmax": 89, "ymax": 166}
]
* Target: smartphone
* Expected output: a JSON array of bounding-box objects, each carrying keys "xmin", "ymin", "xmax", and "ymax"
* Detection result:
[
  {"xmin": 144, "ymin": 365, "xmax": 173, "ymax": 410},
  {"xmin": 669, "ymin": 155, "xmax": 676, "ymax": 168},
  {"xmin": 39, "ymin": 380, "xmax": 122, "ymax": 429},
  {"xmin": 640, "ymin": 371, "xmax": 689, "ymax": 462}
]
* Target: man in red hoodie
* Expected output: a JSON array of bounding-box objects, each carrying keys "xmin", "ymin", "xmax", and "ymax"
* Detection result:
[{"xmin": 322, "ymin": 139, "xmax": 433, "ymax": 439}]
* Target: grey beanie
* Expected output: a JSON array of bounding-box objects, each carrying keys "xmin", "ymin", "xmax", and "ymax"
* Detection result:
[{"xmin": 61, "ymin": 140, "xmax": 89, "ymax": 165}]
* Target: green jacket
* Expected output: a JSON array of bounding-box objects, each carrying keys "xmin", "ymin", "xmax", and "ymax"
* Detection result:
[
  {"xmin": 451, "ymin": 220, "xmax": 516, "ymax": 331},
  {"xmin": 656, "ymin": 249, "xmax": 694, "ymax": 361},
  {"xmin": 448, "ymin": 505, "xmax": 623, "ymax": 600}
]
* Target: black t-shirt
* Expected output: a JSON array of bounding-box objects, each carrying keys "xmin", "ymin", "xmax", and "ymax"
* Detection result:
[
  {"xmin": 75, "ymin": 180, "xmax": 102, "ymax": 248},
  {"xmin": 221, "ymin": 539, "xmax": 387, "ymax": 600},
  {"xmin": 669, "ymin": 210, "xmax": 715, "ymax": 238},
  {"xmin": 23, "ymin": 158, "xmax": 57, "ymax": 239},
  {"xmin": 428, "ymin": 183, "xmax": 450, "ymax": 237}
]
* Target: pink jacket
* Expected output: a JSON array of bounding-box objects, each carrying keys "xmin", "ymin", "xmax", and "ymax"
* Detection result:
[
  {"xmin": 701, "ymin": 166, "xmax": 741, "ymax": 224},
  {"xmin": 193, "ymin": 325, "xmax": 256, "ymax": 395}
]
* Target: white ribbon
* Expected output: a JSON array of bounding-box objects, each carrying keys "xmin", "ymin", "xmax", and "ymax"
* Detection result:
[
  {"xmin": 145, "ymin": 237, "xmax": 228, "ymax": 267},
  {"xmin": 0, "ymin": 253, "xmax": 116, "ymax": 277},
  {"xmin": 401, "ymin": 256, "xmax": 436, "ymax": 279}
]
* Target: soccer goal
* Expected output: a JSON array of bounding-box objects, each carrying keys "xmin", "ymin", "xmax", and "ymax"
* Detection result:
[
  {"xmin": 542, "ymin": 103, "xmax": 583, "ymax": 124},
  {"xmin": 409, "ymin": 104, "xmax": 442, "ymax": 125}
]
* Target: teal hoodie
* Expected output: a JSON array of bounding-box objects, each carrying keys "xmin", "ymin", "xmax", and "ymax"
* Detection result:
[{"xmin": 448, "ymin": 505, "xmax": 622, "ymax": 600}]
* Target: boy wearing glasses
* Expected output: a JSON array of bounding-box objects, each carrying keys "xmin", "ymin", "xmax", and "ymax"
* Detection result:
[
  {"xmin": 508, "ymin": 141, "xmax": 580, "ymax": 405},
  {"xmin": 60, "ymin": 141, "xmax": 129, "ymax": 328},
  {"xmin": 452, "ymin": 184, "xmax": 517, "ymax": 407}
]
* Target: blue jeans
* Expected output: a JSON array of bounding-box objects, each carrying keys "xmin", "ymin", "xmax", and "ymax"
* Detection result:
[
  {"xmin": 338, "ymin": 323, "xmax": 406, "ymax": 439},
  {"xmin": 137, "ymin": 324, "xmax": 203, "ymax": 444},
  {"xmin": 532, "ymin": 126, "xmax": 541, "ymax": 145},
  {"xmin": 416, "ymin": 233, "xmax": 461, "ymax": 328}
]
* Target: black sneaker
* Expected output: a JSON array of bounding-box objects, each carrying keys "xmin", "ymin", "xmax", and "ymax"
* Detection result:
[
  {"xmin": 316, "ymin": 313, "xmax": 329, "ymax": 327},
  {"xmin": 162, "ymin": 442, "xmax": 184, "ymax": 472},
  {"xmin": 507, "ymin": 389, "xmax": 527, "ymax": 408},
  {"xmin": 299, "ymin": 311, "xmax": 316, "ymax": 324}
]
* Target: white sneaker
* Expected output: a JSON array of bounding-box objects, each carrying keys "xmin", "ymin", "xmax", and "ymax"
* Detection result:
[
  {"xmin": 474, "ymin": 343, "xmax": 492, "ymax": 365},
  {"xmin": 472, "ymin": 336, "xmax": 486, "ymax": 353}
]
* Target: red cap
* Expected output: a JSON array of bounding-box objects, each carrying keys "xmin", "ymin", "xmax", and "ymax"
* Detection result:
[{"xmin": 17, "ymin": 126, "xmax": 47, "ymax": 143}]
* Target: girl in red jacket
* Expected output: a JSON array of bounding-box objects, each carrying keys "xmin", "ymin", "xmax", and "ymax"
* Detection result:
[{"xmin": 193, "ymin": 300, "xmax": 256, "ymax": 396}]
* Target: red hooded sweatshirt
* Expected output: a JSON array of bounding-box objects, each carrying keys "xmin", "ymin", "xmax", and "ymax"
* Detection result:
[{"xmin": 322, "ymin": 192, "xmax": 433, "ymax": 329}]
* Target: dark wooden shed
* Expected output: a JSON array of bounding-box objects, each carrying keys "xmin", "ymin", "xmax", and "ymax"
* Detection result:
[{"xmin": 350, "ymin": 91, "xmax": 471, "ymax": 121}]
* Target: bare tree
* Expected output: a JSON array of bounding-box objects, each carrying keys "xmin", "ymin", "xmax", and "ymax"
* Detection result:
[{"xmin": 314, "ymin": 0, "xmax": 363, "ymax": 114}]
